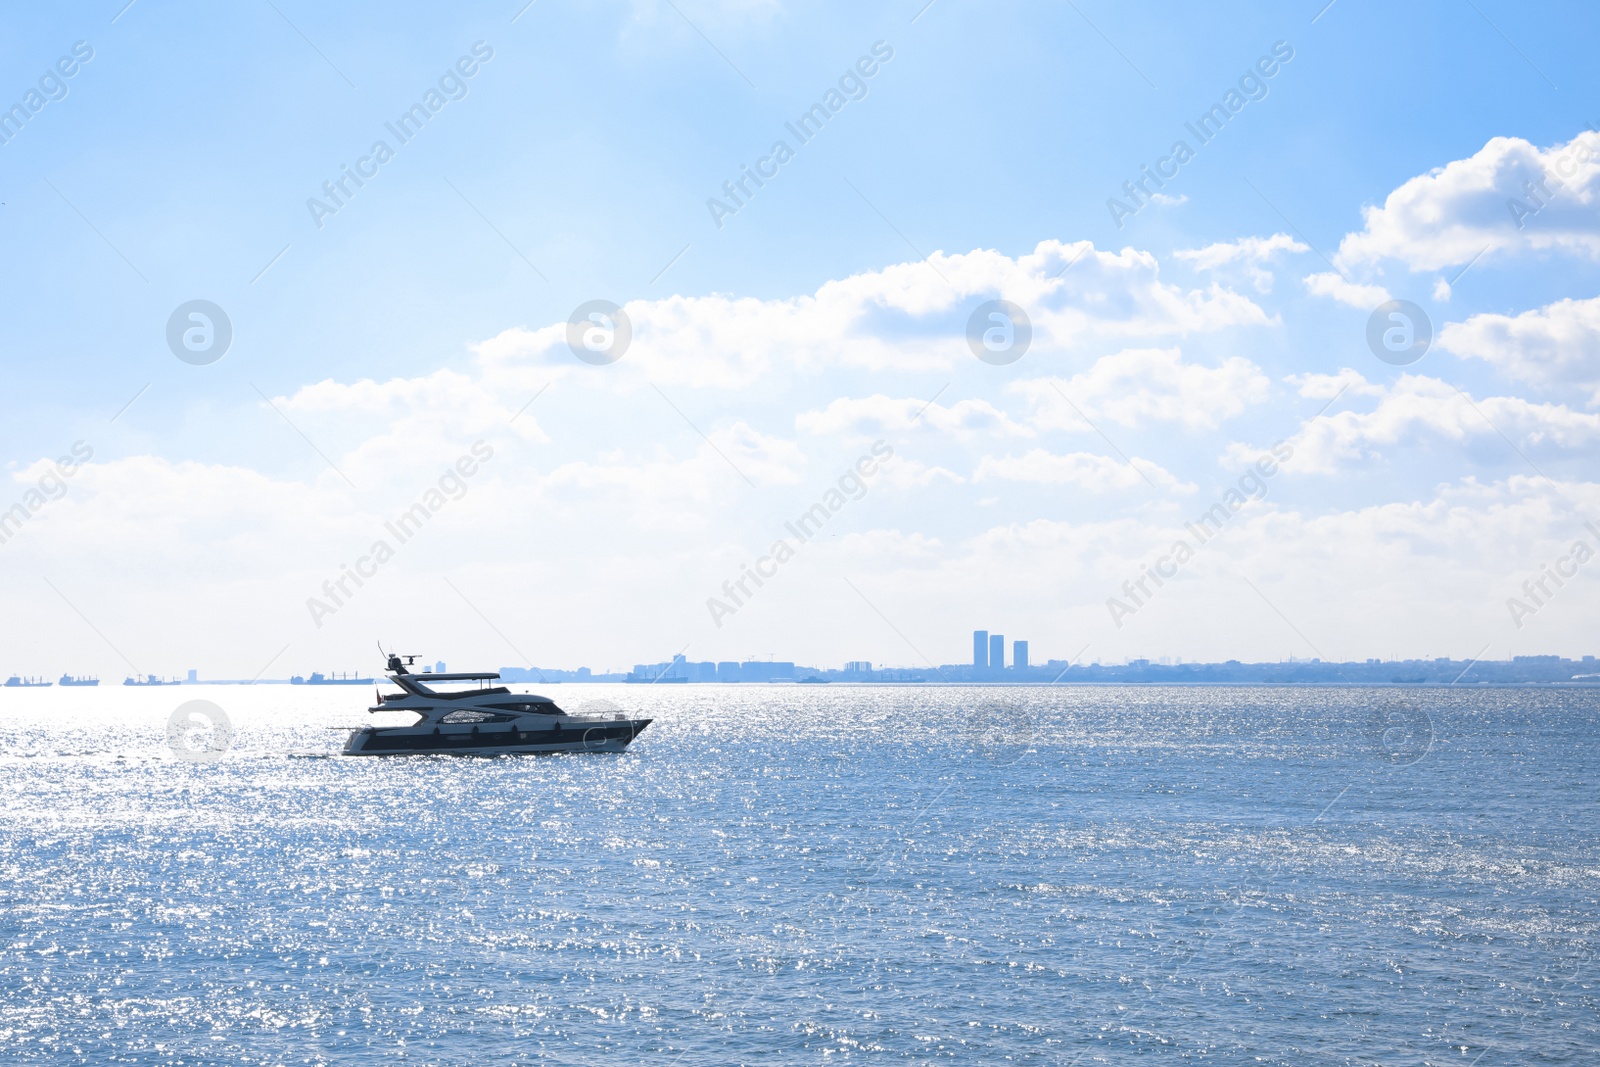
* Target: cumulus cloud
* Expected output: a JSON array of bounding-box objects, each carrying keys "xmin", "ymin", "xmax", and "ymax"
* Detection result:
[
  {"xmin": 1303, "ymin": 271, "xmax": 1391, "ymax": 308},
  {"xmin": 973, "ymin": 449, "xmax": 1193, "ymax": 492},
  {"xmin": 1010, "ymin": 348, "xmax": 1272, "ymax": 431},
  {"xmin": 274, "ymin": 366, "xmax": 550, "ymax": 489},
  {"xmin": 20, "ymin": 228, "xmax": 1600, "ymax": 672},
  {"xmin": 835, "ymin": 528, "xmax": 944, "ymax": 561},
  {"xmin": 1336, "ymin": 130, "xmax": 1600, "ymax": 271},
  {"xmin": 796, "ymin": 394, "xmax": 1030, "ymax": 441},
  {"xmin": 1026, "ymin": 242, "xmax": 1270, "ymax": 340},
  {"xmin": 1175, "ymin": 232, "xmax": 1307, "ymax": 292},
  {"xmin": 1273, "ymin": 374, "xmax": 1600, "ymax": 473},
  {"xmin": 875, "ymin": 457, "xmax": 965, "ymax": 489},
  {"xmin": 276, "ymin": 240, "xmax": 1271, "ymax": 399},
  {"xmin": 1285, "ymin": 368, "xmax": 1387, "ymax": 400},
  {"xmin": 840, "ymin": 471, "xmax": 1599, "ymax": 663},
  {"xmin": 1439, "ymin": 295, "xmax": 1600, "ymax": 405},
  {"xmin": 11, "ymin": 454, "xmax": 349, "ymax": 578},
  {"xmin": 540, "ymin": 423, "xmax": 805, "ymax": 531}
]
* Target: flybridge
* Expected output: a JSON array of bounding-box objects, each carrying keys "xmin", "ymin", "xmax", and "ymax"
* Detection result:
[
  {"xmin": 384, "ymin": 653, "xmax": 497, "ymax": 682},
  {"xmin": 381, "ymin": 655, "xmax": 509, "ymax": 702},
  {"xmin": 399, "ymin": 672, "xmax": 499, "ymax": 682}
]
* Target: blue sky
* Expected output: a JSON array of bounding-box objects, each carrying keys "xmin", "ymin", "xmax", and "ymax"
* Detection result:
[{"xmin": 3, "ymin": 0, "xmax": 1599, "ymax": 677}]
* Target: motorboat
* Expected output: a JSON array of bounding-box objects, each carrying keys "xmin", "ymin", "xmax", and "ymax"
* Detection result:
[{"xmin": 342, "ymin": 654, "xmax": 651, "ymax": 756}]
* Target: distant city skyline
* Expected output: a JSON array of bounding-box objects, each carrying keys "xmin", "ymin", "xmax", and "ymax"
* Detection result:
[
  {"xmin": 13, "ymin": 629, "xmax": 1600, "ymax": 688},
  {"xmin": 14, "ymin": 649, "xmax": 1581, "ymax": 687},
  {"xmin": 13, "ymin": 634, "xmax": 1600, "ymax": 686}
]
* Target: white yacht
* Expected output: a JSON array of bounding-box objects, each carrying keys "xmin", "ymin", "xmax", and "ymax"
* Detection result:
[{"xmin": 342, "ymin": 654, "xmax": 651, "ymax": 756}]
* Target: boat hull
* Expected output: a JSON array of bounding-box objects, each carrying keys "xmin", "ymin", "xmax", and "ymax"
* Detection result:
[{"xmin": 343, "ymin": 719, "xmax": 651, "ymax": 756}]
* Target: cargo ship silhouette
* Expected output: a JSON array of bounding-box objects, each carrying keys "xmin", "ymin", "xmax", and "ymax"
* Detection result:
[
  {"xmin": 291, "ymin": 671, "xmax": 375, "ymax": 685},
  {"xmin": 123, "ymin": 675, "xmax": 178, "ymax": 686}
]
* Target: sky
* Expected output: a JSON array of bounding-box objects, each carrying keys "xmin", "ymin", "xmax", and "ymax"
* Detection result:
[{"xmin": 2, "ymin": 0, "xmax": 1599, "ymax": 678}]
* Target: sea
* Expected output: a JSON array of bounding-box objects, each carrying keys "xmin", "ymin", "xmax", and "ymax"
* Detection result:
[{"xmin": 0, "ymin": 683, "xmax": 1595, "ymax": 1065}]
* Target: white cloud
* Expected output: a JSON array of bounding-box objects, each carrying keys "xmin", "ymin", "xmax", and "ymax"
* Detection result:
[
  {"xmin": 1175, "ymin": 233, "xmax": 1306, "ymax": 269},
  {"xmin": 1026, "ymin": 242, "xmax": 1269, "ymax": 340},
  {"xmin": 709, "ymin": 422, "xmax": 809, "ymax": 485},
  {"xmin": 1276, "ymin": 375, "xmax": 1600, "ymax": 473},
  {"xmin": 14, "ymin": 441, "xmax": 1600, "ymax": 676},
  {"xmin": 1175, "ymin": 232, "xmax": 1307, "ymax": 292},
  {"xmin": 9, "ymin": 454, "xmax": 347, "ymax": 579},
  {"xmin": 277, "ymin": 240, "xmax": 1270, "ymax": 399},
  {"xmin": 274, "ymin": 367, "xmax": 550, "ymax": 489},
  {"xmin": 1285, "ymin": 368, "xmax": 1386, "ymax": 400},
  {"xmin": 796, "ymin": 394, "xmax": 1031, "ymax": 441},
  {"xmin": 835, "ymin": 528, "xmax": 944, "ymax": 561},
  {"xmin": 18, "ymin": 227, "xmax": 1600, "ymax": 675},
  {"xmin": 875, "ymin": 457, "xmax": 965, "ymax": 489},
  {"xmin": 1337, "ymin": 130, "xmax": 1600, "ymax": 271},
  {"xmin": 1439, "ymin": 295, "xmax": 1600, "ymax": 405},
  {"xmin": 1010, "ymin": 348, "xmax": 1272, "ymax": 431},
  {"xmin": 1217, "ymin": 439, "xmax": 1287, "ymax": 470},
  {"xmin": 974, "ymin": 449, "xmax": 1193, "ymax": 492},
  {"xmin": 834, "ymin": 473, "xmax": 1600, "ymax": 663},
  {"xmin": 538, "ymin": 422, "xmax": 807, "ymax": 531},
  {"xmin": 1302, "ymin": 271, "xmax": 1391, "ymax": 308}
]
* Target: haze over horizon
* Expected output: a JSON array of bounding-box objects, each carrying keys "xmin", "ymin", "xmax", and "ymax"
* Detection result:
[{"xmin": 4, "ymin": 1, "xmax": 1599, "ymax": 678}]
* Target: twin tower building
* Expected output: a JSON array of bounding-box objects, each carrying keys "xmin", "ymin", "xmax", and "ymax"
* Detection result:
[{"xmin": 973, "ymin": 631, "xmax": 1028, "ymax": 674}]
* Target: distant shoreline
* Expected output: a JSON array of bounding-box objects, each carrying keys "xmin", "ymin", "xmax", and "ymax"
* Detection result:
[
  {"xmin": 14, "ymin": 655, "xmax": 1597, "ymax": 688},
  {"xmin": 12, "ymin": 679, "xmax": 1598, "ymax": 689}
]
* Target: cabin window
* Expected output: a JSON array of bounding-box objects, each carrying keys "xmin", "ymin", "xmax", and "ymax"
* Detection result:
[{"xmin": 441, "ymin": 709, "xmax": 501, "ymax": 724}]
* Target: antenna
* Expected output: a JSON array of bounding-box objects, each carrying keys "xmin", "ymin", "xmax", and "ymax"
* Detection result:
[{"xmin": 379, "ymin": 642, "xmax": 412, "ymax": 675}]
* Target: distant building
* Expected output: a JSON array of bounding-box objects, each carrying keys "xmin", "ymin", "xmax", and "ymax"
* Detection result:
[
  {"xmin": 844, "ymin": 661, "xmax": 872, "ymax": 673},
  {"xmin": 717, "ymin": 661, "xmax": 741, "ymax": 682},
  {"xmin": 625, "ymin": 657, "xmax": 697, "ymax": 683},
  {"xmin": 657, "ymin": 656, "xmax": 718, "ymax": 682},
  {"xmin": 973, "ymin": 630, "xmax": 988, "ymax": 670},
  {"xmin": 1014, "ymin": 641, "xmax": 1028, "ymax": 670},
  {"xmin": 186, "ymin": 669, "xmax": 198, "ymax": 683},
  {"xmin": 740, "ymin": 660, "xmax": 795, "ymax": 682},
  {"xmin": 435, "ymin": 661, "xmax": 446, "ymax": 674},
  {"xmin": 990, "ymin": 634, "xmax": 1005, "ymax": 672}
]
